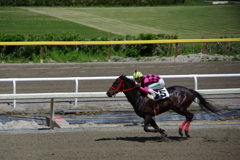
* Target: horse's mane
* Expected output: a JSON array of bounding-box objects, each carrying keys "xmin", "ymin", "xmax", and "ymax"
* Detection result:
[
  {"xmin": 119, "ymin": 74, "xmax": 150, "ymax": 102},
  {"xmin": 119, "ymin": 75, "xmax": 135, "ymax": 87}
]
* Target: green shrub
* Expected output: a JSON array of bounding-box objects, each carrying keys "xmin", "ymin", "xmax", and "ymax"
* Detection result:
[
  {"xmin": 0, "ymin": 0, "xmax": 185, "ymax": 6},
  {"xmin": 0, "ymin": 33, "xmax": 25, "ymax": 59},
  {"xmin": 0, "ymin": 32, "xmax": 239, "ymax": 63},
  {"xmin": 33, "ymin": 0, "xmax": 45, "ymax": 5}
]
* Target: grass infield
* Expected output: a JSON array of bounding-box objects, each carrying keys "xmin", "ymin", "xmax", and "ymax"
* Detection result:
[{"xmin": 0, "ymin": 5, "xmax": 240, "ymax": 39}]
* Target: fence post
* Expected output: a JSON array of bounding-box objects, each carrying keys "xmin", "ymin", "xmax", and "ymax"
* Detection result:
[
  {"xmin": 40, "ymin": 46, "xmax": 44, "ymax": 63},
  {"xmin": 174, "ymin": 43, "xmax": 178, "ymax": 61},
  {"xmin": 194, "ymin": 76, "xmax": 198, "ymax": 90},
  {"xmin": 108, "ymin": 45, "xmax": 111, "ymax": 62},
  {"xmin": 75, "ymin": 79, "xmax": 78, "ymax": 106},
  {"xmin": 13, "ymin": 80, "xmax": 16, "ymax": 108},
  {"xmin": 50, "ymin": 98, "xmax": 55, "ymax": 129}
]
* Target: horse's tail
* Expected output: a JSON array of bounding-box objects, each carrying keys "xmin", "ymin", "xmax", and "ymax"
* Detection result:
[{"xmin": 189, "ymin": 89, "xmax": 219, "ymax": 114}]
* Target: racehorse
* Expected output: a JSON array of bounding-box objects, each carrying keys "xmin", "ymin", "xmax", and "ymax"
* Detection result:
[{"xmin": 106, "ymin": 75, "xmax": 219, "ymax": 138}]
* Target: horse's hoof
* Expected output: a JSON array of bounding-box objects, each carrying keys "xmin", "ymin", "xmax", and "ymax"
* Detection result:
[
  {"xmin": 159, "ymin": 129, "xmax": 167, "ymax": 137},
  {"xmin": 185, "ymin": 131, "xmax": 190, "ymax": 138},
  {"xmin": 160, "ymin": 132, "xmax": 168, "ymax": 137},
  {"xmin": 160, "ymin": 128, "xmax": 165, "ymax": 132},
  {"xmin": 179, "ymin": 129, "xmax": 183, "ymax": 137}
]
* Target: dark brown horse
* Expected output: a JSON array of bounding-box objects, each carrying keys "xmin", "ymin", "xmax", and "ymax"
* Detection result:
[{"xmin": 106, "ymin": 75, "xmax": 219, "ymax": 138}]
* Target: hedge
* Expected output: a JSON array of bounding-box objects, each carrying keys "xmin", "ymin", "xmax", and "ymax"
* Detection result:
[
  {"xmin": 0, "ymin": 32, "xmax": 178, "ymax": 61},
  {"xmin": 1, "ymin": 32, "xmax": 238, "ymax": 62},
  {"xmin": 0, "ymin": 0, "xmax": 185, "ymax": 6}
]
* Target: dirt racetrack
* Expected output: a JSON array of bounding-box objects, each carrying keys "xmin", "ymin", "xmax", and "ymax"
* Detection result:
[
  {"xmin": 0, "ymin": 61, "xmax": 240, "ymax": 160},
  {"xmin": 0, "ymin": 124, "xmax": 240, "ymax": 160}
]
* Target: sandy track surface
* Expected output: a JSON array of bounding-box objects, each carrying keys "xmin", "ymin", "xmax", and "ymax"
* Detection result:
[{"xmin": 0, "ymin": 124, "xmax": 240, "ymax": 160}]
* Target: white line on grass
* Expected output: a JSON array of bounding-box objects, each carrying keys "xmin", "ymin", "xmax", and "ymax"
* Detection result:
[{"xmin": 23, "ymin": 7, "xmax": 171, "ymax": 36}]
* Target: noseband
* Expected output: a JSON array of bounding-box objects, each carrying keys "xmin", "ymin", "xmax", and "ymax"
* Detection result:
[{"xmin": 110, "ymin": 78, "xmax": 136, "ymax": 92}]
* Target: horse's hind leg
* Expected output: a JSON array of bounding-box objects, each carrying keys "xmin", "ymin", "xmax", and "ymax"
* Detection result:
[
  {"xmin": 179, "ymin": 120, "xmax": 187, "ymax": 136},
  {"xmin": 179, "ymin": 120, "xmax": 192, "ymax": 138},
  {"xmin": 177, "ymin": 110, "xmax": 194, "ymax": 138}
]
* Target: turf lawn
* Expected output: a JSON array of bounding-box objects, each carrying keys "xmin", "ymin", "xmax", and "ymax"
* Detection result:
[{"xmin": 0, "ymin": 5, "xmax": 239, "ymax": 39}]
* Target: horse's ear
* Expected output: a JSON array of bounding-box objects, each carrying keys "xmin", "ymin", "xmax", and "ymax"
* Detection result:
[{"xmin": 119, "ymin": 74, "xmax": 125, "ymax": 79}]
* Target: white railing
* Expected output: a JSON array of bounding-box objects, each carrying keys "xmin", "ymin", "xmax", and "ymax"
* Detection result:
[
  {"xmin": 0, "ymin": 74, "xmax": 240, "ymax": 108},
  {"xmin": 1, "ymin": 74, "xmax": 239, "ymax": 130}
]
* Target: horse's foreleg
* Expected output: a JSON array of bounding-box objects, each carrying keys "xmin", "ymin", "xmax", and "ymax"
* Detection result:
[
  {"xmin": 143, "ymin": 115, "xmax": 159, "ymax": 133},
  {"xmin": 150, "ymin": 119, "xmax": 167, "ymax": 136},
  {"xmin": 143, "ymin": 116, "xmax": 167, "ymax": 136}
]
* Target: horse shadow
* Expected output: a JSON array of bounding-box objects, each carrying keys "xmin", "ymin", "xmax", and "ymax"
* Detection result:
[{"xmin": 95, "ymin": 136, "xmax": 187, "ymax": 143}]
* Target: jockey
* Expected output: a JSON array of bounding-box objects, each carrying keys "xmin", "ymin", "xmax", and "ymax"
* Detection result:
[{"xmin": 133, "ymin": 70, "xmax": 165, "ymax": 101}]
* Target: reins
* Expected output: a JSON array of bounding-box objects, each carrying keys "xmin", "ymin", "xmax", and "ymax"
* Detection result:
[{"xmin": 110, "ymin": 78, "xmax": 136, "ymax": 92}]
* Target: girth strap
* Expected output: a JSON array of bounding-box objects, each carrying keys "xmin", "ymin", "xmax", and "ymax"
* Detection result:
[{"xmin": 154, "ymin": 102, "xmax": 159, "ymax": 115}]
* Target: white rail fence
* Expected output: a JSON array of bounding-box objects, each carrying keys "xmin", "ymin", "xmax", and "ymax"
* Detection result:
[
  {"xmin": 0, "ymin": 74, "xmax": 240, "ymax": 108},
  {"xmin": 1, "ymin": 74, "xmax": 240, "ymax": 129}
]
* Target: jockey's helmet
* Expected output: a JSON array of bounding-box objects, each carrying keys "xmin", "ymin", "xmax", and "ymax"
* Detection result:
[{"xmin": 133, "ymin": 70, "xmax": 143, "ymax": 79}]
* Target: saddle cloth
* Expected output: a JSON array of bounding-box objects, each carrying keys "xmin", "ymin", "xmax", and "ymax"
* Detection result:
[{"xmin": 157, "ymin": 87, "xmax": 170, "ymax": 99}]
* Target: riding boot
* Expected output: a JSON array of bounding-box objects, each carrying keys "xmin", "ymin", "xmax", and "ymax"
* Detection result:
[
  {"xmin": 149, "ymin": 90, "xmax": 161, "ymax": 101},
  {"xmin": 154, "ymin": 93, "xmax": 162, "ymax": 101}
]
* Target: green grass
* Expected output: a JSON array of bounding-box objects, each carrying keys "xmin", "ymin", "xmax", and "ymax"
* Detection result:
[
  {"xmin": 71, "ymin": 6, "xmax": 240, "ymax": 38},
  {"xmin": 0, "ymin": 5, "xmax": 240, "ymax": 39},
  {"xmin": 0, "ymin": 7, "xmax": 119, "ymax": 39}
]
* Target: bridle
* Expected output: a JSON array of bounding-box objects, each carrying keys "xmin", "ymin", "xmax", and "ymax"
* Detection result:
[{"xmin": 110, "ymin": 78, "xmax": 136, "ymax": 92}]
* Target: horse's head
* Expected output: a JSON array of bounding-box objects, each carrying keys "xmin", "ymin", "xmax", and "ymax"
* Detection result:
[{"xmin": 106, "ymin": 75, "xmax": 135, "ymax": 97}]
